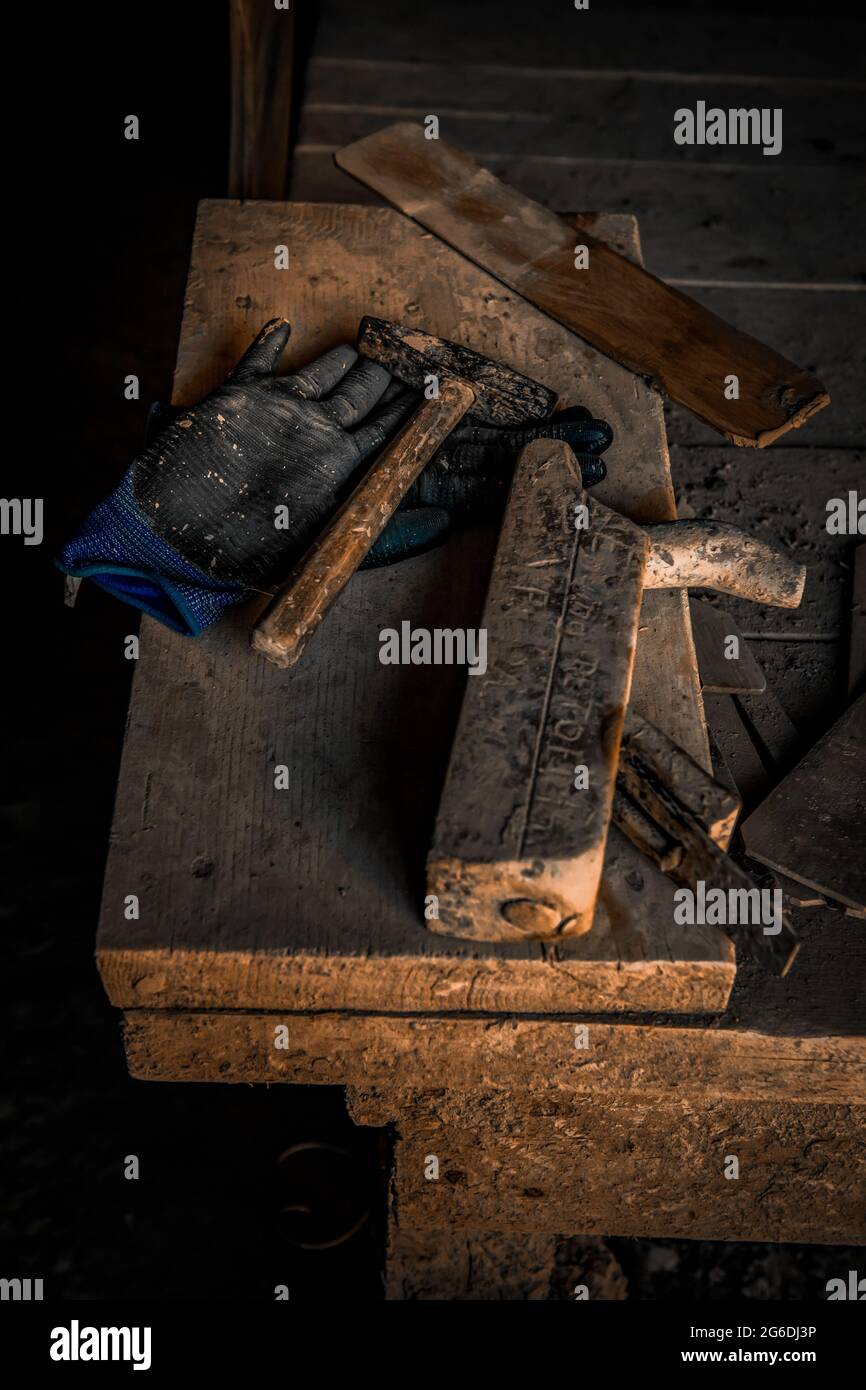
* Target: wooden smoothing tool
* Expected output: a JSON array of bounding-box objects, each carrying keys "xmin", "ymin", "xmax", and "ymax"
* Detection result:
[{"xmin": 427, "ymin": 439, "xmax": 804, "ymax": 972}]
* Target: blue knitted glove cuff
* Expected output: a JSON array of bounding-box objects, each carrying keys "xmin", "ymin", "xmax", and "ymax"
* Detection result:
[{"xmin": 57, "ymin": 470, "xmax": 248, "ymax": 637}]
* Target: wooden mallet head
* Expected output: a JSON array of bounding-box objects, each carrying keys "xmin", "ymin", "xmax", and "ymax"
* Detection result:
[{"xmin": 357, "ymin": 316, "xmax": 558, "ymax": 426}]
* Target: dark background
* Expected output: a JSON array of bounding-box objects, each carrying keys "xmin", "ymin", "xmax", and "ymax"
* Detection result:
[{"xmin": 2, "ymin": 0, "xmax": 863, "ymax": 1300}]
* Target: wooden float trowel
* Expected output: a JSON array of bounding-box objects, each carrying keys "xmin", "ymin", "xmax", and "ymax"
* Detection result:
[{"xmin": 427, "ymin": 439, "xmax": 805, "ymax": 952}]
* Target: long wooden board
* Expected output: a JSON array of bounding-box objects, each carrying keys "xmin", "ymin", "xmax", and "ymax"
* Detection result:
[
  {"xmin": 293, "ymin": 150, "xmax": 865, "ymax": 290},
  {"xmin": 742, "ymin": 693, "xmax": 866, "ymax": 911},
  {"xmin": 304, "ymin": 82, "xmax": 865, "ymax": 170},
  {"xmin": 228, "ymin": 0, "xmax": 295, "ymax": 200},
  {"xmin": 124, "ymin": 1011, "xmax": 866, "ymax": 1105},
  {"xmin": 95, "ymin": 200, "xmax": 731, "ymax": 1016},
  {"xmin": 335, "ymin": 123, "xmax": 830, "ymax": 446}
]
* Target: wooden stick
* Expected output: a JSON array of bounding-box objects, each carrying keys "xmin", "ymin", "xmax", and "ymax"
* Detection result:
[
  {"xmin": 252, "ymin": 379, "xmax": 476, "ymax": 668},
  {"xmin": 228, "ymin": 0, "xmax": 295, "ymax": 200},
  {"xmin": 612, "ymin": 787, "xmax": 683, "ymax": 873}
]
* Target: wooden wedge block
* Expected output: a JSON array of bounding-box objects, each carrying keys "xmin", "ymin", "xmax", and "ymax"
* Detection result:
[
  {"xmin": 617, "ymin": 712, "xmax": 740, "ymax": 850},
  {"xmin": 336, "ymin": 123, "xmax": 830, "ymax": 447},
  {"xmin": 690, "ymin": 598, "xmax": 766, "ymax": 693},
  {"xmin": 742, "ymin": 693, "xmax": 866, "ymax": 913},
  {"xmin": 427, "ymin": 440, "xmax": 647, "ymax": 942},
  {"xmin": 616, "ymin": 712, "xmax": 797, "ymax": 975},
  {"xmin": 612, "ymin": 709, "xmax": 744, "ymax": 882}
]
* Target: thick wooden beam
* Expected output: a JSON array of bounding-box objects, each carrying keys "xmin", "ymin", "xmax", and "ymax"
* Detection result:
[
  {"xmin": 228, "ymin": 0, "xmax": 295, "ymax": 200},
  {"xmin": 123, "ymin": 1011, "xmax": 866, "ymax": 1105}
]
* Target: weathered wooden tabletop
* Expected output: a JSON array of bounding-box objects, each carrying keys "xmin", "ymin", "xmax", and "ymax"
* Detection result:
[
  {"xmin": 97, "ymin": 199, "xmax": 865, "ymax": 1247},
  {"xmin": 97, "ymin": 199, "xmax": 736, "ymax": 1017}
]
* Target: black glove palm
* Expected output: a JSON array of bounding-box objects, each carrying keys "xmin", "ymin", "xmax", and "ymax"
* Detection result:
[{"xmin": 133, "ymin": 318, "xmax": 415, "ymax": 587}]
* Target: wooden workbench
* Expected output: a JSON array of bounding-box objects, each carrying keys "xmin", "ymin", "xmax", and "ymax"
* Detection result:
[{"xmin": 97, "ymin": 200, "xmax": 866, "ymax": 1294}]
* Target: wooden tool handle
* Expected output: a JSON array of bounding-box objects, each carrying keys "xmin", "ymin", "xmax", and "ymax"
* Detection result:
[
  {"xmin": 252, "ymin": 376, "xmax": 477, "ymax": 669},
  {"xmin": 643, "ymin": 521, "xmax": 806, "ymax": 608}
]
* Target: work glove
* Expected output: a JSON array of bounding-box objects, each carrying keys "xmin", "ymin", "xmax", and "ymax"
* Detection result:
[
  {"xmin": 59, "ymin": 318, "xmax": 612, "ymax": 635},
  {"xmin": 372, "ymin": 404, "xmax": 610, "ymax": 564}
]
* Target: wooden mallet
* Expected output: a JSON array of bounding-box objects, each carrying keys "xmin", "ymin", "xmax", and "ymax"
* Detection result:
[{"xmin": 252, "ymin": 317, "xmax": 558, "ymax": 668}]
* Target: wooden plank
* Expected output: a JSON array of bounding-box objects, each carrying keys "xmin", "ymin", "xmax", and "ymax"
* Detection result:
[
  {"xmin": 96, "ymin": 200, "xmax": 730, "ymax": 1017},
  {"xmin": 616, "ymin": 713, "xmax": 798, "ymax": 975},
  {"xmin": 428, "ymin": 449, "xmax": 648, "ymax": 942},
  {"xmin": 742, "ymin": 694, "xmax": 866, "ymax": 911},
  {"xmin": 704, "ymin": 682, "xmax": 814, "ymax": 915},
  {"xmin": 335, "ymin": 124, "xmax": 830, "ymax": 446},
  {"xmin": 690, "ymin": 598, "xmax": 766, "ymax": 693},
  {"xmin": 291, "ymin": 151, "xmax": 866, "ymax": 287},
  {"xmin": 664, "ymin": 291, "xmax": 865, "ymax": 449},
  {"xmin": 124, "ymin": 1011, "xmax": 866, "ymax": 1104},
  {"xmin": 228, "ymin": 0, "xmax": 296, "ymax": 199},
  {"xmin": 850, "ymin": 544, "xmax": 866, "ymax": 699},
  {"xmin": 363, "ymin": 1086, "xmax": 866, "ymax": 1244}
]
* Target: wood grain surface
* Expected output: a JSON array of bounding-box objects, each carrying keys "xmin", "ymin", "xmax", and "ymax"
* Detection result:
[
  {"xmin": 690, "ymin": 599, "xmax": 767, "ymax": 694},
  {"xmin": 253, "ymin": 380, "xmax": 476, "ymax": 668},
  {"xmin": 349, "ymin": 1085, "xmax": 866, "ymax": 1245},
  {"xmin": 228, "ymin": 0, "xmax": 295, "ymax": 200},
  {"xmin": 124, "ymin": 1010, "xmax": 866, "ymax": 1104},
  {"xmin": 96, "ymin": 199, "xmax": 731, "ymax": 1017}
]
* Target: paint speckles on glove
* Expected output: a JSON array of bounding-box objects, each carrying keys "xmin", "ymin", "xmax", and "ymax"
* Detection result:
[
  {"xmin": 132, "ymin": 319, "xmax": 416, "ymax": 586},
  {"xmin": 59, "ymin": 317, "xmax": 615, "ymax": 635}
]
